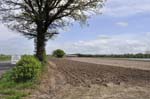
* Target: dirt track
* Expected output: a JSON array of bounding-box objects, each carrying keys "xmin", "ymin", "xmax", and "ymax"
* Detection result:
[{"xmin": 50, "ymin": 58, "xmax": 150, "ymax": 86}]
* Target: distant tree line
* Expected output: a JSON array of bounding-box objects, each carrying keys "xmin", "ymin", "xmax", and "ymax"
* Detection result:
[
  {"xmin": 75, "ymin": 53, "xmax": 150, "ymax": 58},
  {"xmin": 0, "ymin": 54, "xmax": 11, "ymax": 61}
]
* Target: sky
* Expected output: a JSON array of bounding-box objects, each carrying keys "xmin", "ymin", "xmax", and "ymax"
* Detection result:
[{"xmin": 0, "ymin": 0, "xmax": 150, "ymax": 55}]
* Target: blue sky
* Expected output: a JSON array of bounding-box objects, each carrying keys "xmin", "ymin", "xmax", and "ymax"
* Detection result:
[{"xmin": 0, "ymin": 0, "xmax": 150, "ymax": 55}]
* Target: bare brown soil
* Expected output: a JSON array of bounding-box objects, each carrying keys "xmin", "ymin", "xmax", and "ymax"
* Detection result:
[
  {"xmin": 51, "ymin": 58, "xmax": 150, "ymax": 86},
  {"xmin": 28, "ymin": 58, "xmax": 150, "ymax": 99},
  {"xmin": 69, "ymin": 57, "xmax": 150, "ymax": 70}
]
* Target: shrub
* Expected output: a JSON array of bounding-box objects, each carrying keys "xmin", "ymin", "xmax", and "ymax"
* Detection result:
[
  {"xmin": 11, "ymin": 56, "xmax": 42, "ymax": 82},
  {"xmin": 52, "ymin": 49, "xmax": 66, "ymax": 58}
]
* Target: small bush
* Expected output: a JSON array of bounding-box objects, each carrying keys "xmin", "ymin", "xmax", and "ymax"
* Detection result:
[
  {"xmin": 52, "ymin": 49, "xmax": 66, "ymax": 58},
  {"xmin": 11, "ymin": 56, "xmax": 42, "ymax": 82}
]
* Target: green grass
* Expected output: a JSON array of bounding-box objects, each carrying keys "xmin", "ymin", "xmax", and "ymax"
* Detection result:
[
  {"xmin": 0, "ymin": 71, "xmax": 36, "ymax": 99},
  {"xmin": 0, "ymin": 55, "xmax": 11, "ymax": 61},
  {"xmin": 0, "ymin": 55, "xmax": 46, "ymax": 99}
]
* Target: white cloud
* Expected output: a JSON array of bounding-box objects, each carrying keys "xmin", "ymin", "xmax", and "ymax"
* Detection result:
[
  {"xmin": 116, "ymin": 22, "xmax": 128, "ymax": 27},
  {"xmin": 47, "ymin": 33, "xmax": 150, "ymax": 54},
  {"xmin": 0, "ymin": 32, "xmax": 149, "ymax": 55},
  {"xmin": 0, "ymin": 24, "xmax": 32, "ymax": 55},
  {"xmin": 0, "ymin": 37, "xmax": 34, "ymax": 55},
  {"xmin": 103, "ymin": 0, "xmax": 150, "ymax": 17},
  {"xmin": 0, "ymin": 24, "xmax": 20, "ymax": 40},
  {"xmin": 0, "ymin": 0, "xmax": 150, "ymax": 54}
]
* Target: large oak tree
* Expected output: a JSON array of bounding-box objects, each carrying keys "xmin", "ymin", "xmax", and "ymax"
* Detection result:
[{"xmin": 0, "ymin": 0, "xmax": 105, "ymax": 61}]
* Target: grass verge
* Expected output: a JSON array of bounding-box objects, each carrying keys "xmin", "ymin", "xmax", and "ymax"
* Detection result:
[
  {"xmin": 0, "ymin": 71, "xmax": 37, "ymax": 99},
  {"xmin": 0, "ymin": 55, "xmax": 49, "ymax": 99}
]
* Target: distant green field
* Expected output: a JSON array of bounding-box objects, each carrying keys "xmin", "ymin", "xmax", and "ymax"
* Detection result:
[{"xmin": 0, "ymin": 55, "xmax": 11, "ymax": 61}]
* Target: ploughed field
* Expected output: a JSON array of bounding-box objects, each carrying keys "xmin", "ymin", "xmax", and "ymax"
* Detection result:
[
  {"xmin": 29, "ymin": 58, "xmax": 150, "ymax": 99},
  {"xmin": 69, "ymin": 57, "xmax": 150, "ymax": 70},
  {"xmin": 50, "ymin": 58, "xmax": 150, "ymax": 86}
]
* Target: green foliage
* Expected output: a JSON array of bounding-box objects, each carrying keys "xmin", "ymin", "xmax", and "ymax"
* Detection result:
[
  {"xmin": 0, "ymin": 71, "xmax": 33, "ymax": 99},
  {"xmin": 11, "ymin": 56, "xmax": 42, "ymax": 82},
  {"xmin": 42, "ymin": 50, "xmax": 48, "ymax": 64},
  {"xmin": 0, "ymin": 0, "xmax": 104, "ymax": 63},
  {"xmin": 52, "ymin": 49, "xmax": 66, "ymax": 58},
  {"xmin": 0, "ymin": 55, "xmax": 44, "ymax": 99},
  {"xmin": 0, "ymin": 55, "xmax": 11, "ymax": 61}
]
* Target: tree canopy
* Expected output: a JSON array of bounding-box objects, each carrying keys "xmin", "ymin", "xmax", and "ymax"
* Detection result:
[{"xmin": 0, "ymin": 0, "xmax": 105, "ymax": 61}]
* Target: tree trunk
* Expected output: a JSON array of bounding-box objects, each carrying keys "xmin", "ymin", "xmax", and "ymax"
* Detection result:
[{"xmin": 35, "ymin": 25, "xmax": 46, "ymax": 62}]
